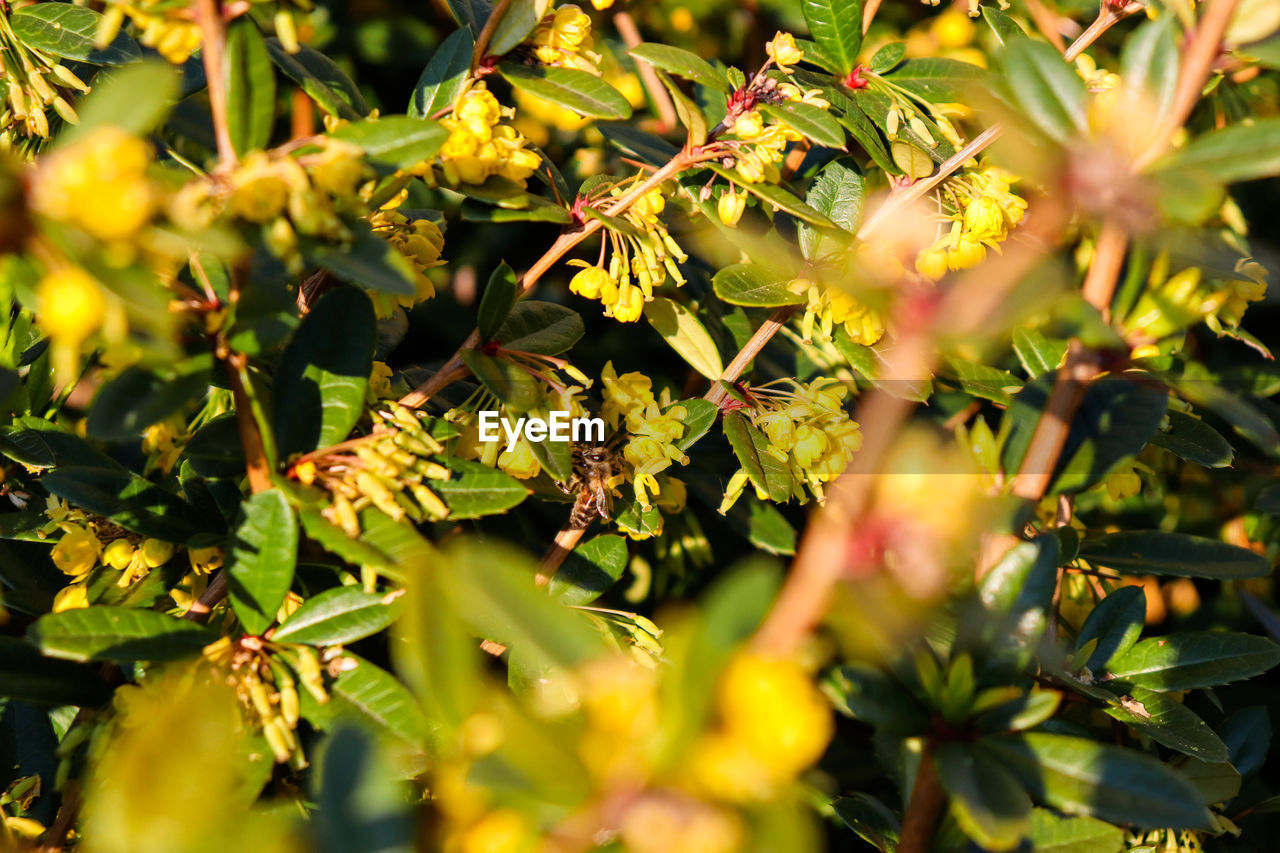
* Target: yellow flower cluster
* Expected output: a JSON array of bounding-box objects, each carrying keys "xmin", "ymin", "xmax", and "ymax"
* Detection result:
[
  {"xmin": 48, "ymin": 516, "xmax": 195, "ymax": 613},
  {"xmin": 720, "ymin": 378, "xmax": 862, "ymax": 511},
  {"xmin": 727, "ymin": 82, "xmax": 831, "ymax": 184},
  {"xmin": 1122, "ymin": 264, "xmax": 1267, "ymax": 349},
  {"xmin": 32, "ymin": 125, "xmax": 157, "ymax": 242},
  {"xmin": 368, "ymin": 208, "xmax": 446, "ymax": 316},
  {"xmin": 686, "ymin": 651, "xmax": 834, "ymax": 802},
  {"xmin": 0, "ymin": 28, "xmax": 86, "ymax": 145},
  {"xmin": 915, "ymin": 163, "xmax": 1026, "ymax": 280},
  {"xmin": 99, "ymin": 0, "xmax": 202, "ymax": 64},
  {"xmin": 527, "ymin": 5, "xmax": 602, "ymax": 75},
  {"xmin": 298, "ymin": 404, "xmax": 452, "ymax": 537},
  {"xmin": 203, "ymin": 635, "xmax": 332, "ymax": 765},
  {"xmin": 434, "ymin": 85, "xmax": 542, "ymax": 186},
  {"xmin": 787, "ymin": 277, "xmax": 886, "ymax": 346},
  {"xmin": 602, "ymin": 362, "xmax": 689, "ymax": 513},
  {"xmin": 569, "ymin": 182, "xmax": 687, "ymax": 322}
]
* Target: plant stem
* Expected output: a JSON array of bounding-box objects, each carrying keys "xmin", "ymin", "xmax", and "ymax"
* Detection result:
[
  {"xmin": 194, "ymin": 0, "xmax": 236, "ymax": 168},
  {"xmin": 471, "ymin": 0, "xmax": 514, "ymax": 73},
  {"xmin": 1064, "ymin": 3, "xmax": 1144, "ymax": 62},
  {"xmin": 898, "ymin": 748, "xmax": 944, "ymax": 853},
  {"xmin": 704, "ymin": 306, "xmax": 797, "ymax": 407},
  {"xmin": 614, "ymin": 10, "xmax": 677, "ymax": 132}
]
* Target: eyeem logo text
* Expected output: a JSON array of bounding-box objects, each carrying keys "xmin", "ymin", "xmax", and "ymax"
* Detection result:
[{"xmin": 478, "ymin": 411, "xmax": 605, "ymax": 452}]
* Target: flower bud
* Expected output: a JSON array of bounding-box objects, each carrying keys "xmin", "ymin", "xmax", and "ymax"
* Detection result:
[{"xmin": 717, "ymin": 189, "xmax": 746, "ymax": 226}]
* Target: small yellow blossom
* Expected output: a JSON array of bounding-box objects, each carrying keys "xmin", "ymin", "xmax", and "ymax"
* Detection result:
[
  {"xmin": 51, "ymin": 525, "xmax": 102, "ymax": 577},
  {"xmin": 766, "ymin": 32, "xmax": 804, "ymax": 68}
]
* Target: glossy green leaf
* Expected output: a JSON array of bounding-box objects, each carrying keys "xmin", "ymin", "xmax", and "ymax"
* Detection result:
[
  {"xmin": 644, "ymin": 297, "xmax": 724, "ymax": 381},
  {"xmin": 488, "ymin": 0, "xmax": 553, "ymax": 57},
  {"xmin": 1149, "ymin": 410, "xmax": 1233, "ymax": 467},
  {"xmin": 493, "ymin": 300, "xmax": 584, "ymax": 354},
  {"xmin": 676, "ymin": 398, "xmax": 718, "ymax": 451},
  {"xmin": 331, "ymin": 115, "xmax": 449, "ymax": 170},
  {"xmin": 886, "ymin": 57, "xmax": 993, "ymax": 103},
  {"xmin": 982, "ymin": 7, "xmax": 1028, "ymax": 46},
  {"xmin": 267, "ymin": 39, "xmax": 367, "ymax": 120},
  {"xmin": 309, "ymin": 222, "xmax": 417, "ymax": 296},
  {"xmin": 798, "ymin": 158, "xmax": 863, "ymax": 261},
  {"xmin": 28, "ymin": 607, "xmax": 217, "ymax": 663},
  {"xmin": 1012, "ymin": 327, "xmax": 1067, "ymax": 377},
  {"xmin": 1106, "ymin": 632, "xmax": 1280, "ymax": 691},
  {"xmin": 985, "ymin": 732, "xmax": 1213, "ymax": 828},
  {"xmin": 759, "ymin": 100, "xmax": 845, "ymax": 148},
  {"xmin": 328, "ymin": 654, "xmax": 432, "ymax": 747},
  {"xmin": 801, "ymin": 0, "xmax": 863, "ymax": 74},
  {"xmin": 478, "ymin": 262, "xmax": 518, "ymax": 342},
  {"xmin": 712, "ymin": 263, "xmax": 804, "ymax": 307},
  {"xmin": 434, "ymin": 457, "xmax": 530, "ymax": 518},
  {"xmin": 499, "ymin": 64, "xmax": 633, "ymax": 119},
  {"xmin": 832, "ymin": 794, "xmax": 900, "ymax": 852},
  {"xmin": 1076, "ymin": 586, "xmax": 1146, "ymax": 670},
  {"xmin": 1121, "ymin": 14, "xmax": 1179, "ymax": 130},
  {"xmin": 1100, "ymin": 685, "xmax": 1229, "ymax": 762},
  {"xmin": 40, "ymin": 466, "xmax": 210, "ymax": 542},
  {"xmin": 629, "ymin": 43, "xmax": 729, "ymax": 91},
  {"xmin": 272, "ymin": 587, "xmax": 404, "ymax": 645},
  {"xmin": 722, "ymin": 411, "xmax": 795, "ymax": 502},
  {"xmin": 1078, "ymin": 530, "xmax": 1271, "ymax": 579},
  {"xmin": 226, "ymin": 489, "xmax": 298, "ymax": 635},
  {"xmin": 10, "ymin": 4, "xmax": 139, "ymax": 64},
  {"xmin": 869, "ymin": 42, "xmax": 906, "ymax": 73},
  {"xmin": 547, "ymin": 534, "xmax": 627, "ymax": 606},
  {"xmin": 226, "ymin": 20, "xmax": 276, "ymax": 156},
  {"xmin": 936, "ymin": 741, "xmax": 1033, "ymax": 851},
  {"xmin": 1178, "ymin": 757, "xmax": 1242, "ymax": 806},
  {"xmin": 1026, "ymin": 809, "xmax": 1123, "ymax": 853},
  {"xmin": 409, "ymin": 28, "xmax": 474, "ymax": 118},
  {"xmin": 1003, "ymin": 38, "xmax": 1088, "ymax": 139}
]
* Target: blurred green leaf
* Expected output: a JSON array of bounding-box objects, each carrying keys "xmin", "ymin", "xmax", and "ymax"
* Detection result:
[
  {"xmin": 0, "ymin": 636, "xmax": 113, "ymax": 705},
  {"xmin": 1121, "ymin": 15, "xmax": 1179, "ymax": 130},
  {"xmin": 1026, "ymin": 808, "xmax": 1123, "ymax": 853},
  {"xmin": 1079, "ymin": 530, "xmax": 1271, "ymax": 579},
  {"xmin": 936, "ymin": 741, "xmax": 1033, "ymax": 851},
  {"xmin": 1002, "ymin": 39, "xmax": 1087, "ymax": 139},
  {"xmin": 547, "ymin": 534, "xmax": 627, "ymax": 606},
  {"xmin": 1155, "ymin": 117, "xmax": 1280, "ymax": 183},
  {"xmin": 499, "ymin": 64, "xmax": 633, "ymax": 119},
  {"xmin": 267, "ymin": 39, "xmax": 367, "ymax": 120},
  {"xmin": 226, "ymin": 20, "xmax": 276, "ymax": 156}
]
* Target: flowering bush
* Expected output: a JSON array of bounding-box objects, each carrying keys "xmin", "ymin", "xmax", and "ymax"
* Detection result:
[{"xmin": 2, "ymin": 0, "xmax": 1280, "ymax": 851}]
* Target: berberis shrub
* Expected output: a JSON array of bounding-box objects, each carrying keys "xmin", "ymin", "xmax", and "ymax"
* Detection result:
[{"xmin": 3, "ymin": 0, "xmax": 1280, "ymax": 850}]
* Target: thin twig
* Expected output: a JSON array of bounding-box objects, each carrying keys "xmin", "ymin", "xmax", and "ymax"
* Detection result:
[
  {"xmin": 862, "ymin": 0, "xmax": 883, "ymax": 34},
  {"xmin": 36, "ymin": 780, "xmax": 79, "ymax": 852},
  {"xmin": 704, "ymin": 306, "xmax": 797, "ymax": 407},
  {"xmin": 471, "ymin": 0, "xmax": 514, "ymax": 72},
  {"xmin": 1064, "ymin": 3, "xmax": 1144, "ymax": 63},
  {"xmin": 898, "ymin": 749, "xmax": 944, "ymax": 853},
  {"xmin": 1024, "ymin": 0, "xmax": 1068, "ymax": 52},
  {"xmin": 535, "ymin": 525, "xmax": 586, "ymax": 586},
  {"xmin": 615, "ymin": 10, "xmax": 677, "ymax": 132},
  {"xmin": 193, "ymin": 0, "xmax": 236, "ymax": 167}
]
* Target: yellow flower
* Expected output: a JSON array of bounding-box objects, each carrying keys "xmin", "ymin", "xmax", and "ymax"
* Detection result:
[
  {"xmin": 32, "ymin": 126, "xmax": 156, "ymax": 241},
  {"xmin": 458, "ymin": 809, "xmax": 535, "ymax": 853},
  {"xmin": 498, "ymin": 437, "xmax": 541, "ymax": 479},
  {"xmin": 37, "ymin": 268, "xmax": 105, "ymax": 344},
  {"xmin": 717, "ymin": 190, "xmax": 746, "ymax": 227},
  {"xmin": 766, "ymin": 32, "xmax": 804, "ymax": 68},
  {"xmin": 716, "ymin": 652, "xmax": 832, "ymax": 775},
  {"xmin": 731, "ymin": 110, "xmax": 765, "ymax": 141},
  {"xmin": 141, "ymin": 539, "xmax": 175, "ymax": 568},
  {"xmin": 188, "ymin": 545, "xmax": 224, "ymax": 575},
  {"xmin": 53, "ymin": 583, "xmax": 90, "ymax": 612},
  {"xmin": 962, "ymin": 196, "xmax": 1006, "ymax": 240},
  {"xmin": 791, "ymin": 423, "xmax": 829, "ymax": 468},
  {"xmin": 51, "ymin": 526, "xmax": 102, "ymax": 577},
  {"xmin": 309, "ymin": 138, "xmax": 367, "ymax": 198},
  {"xmin": 104, "ymin": 539, "xmax": 136, "ymax": 571},
  {"xmin": 590, "ymin": 0, "xmax": 614, "ymax": 7},
  {"xmin": 612, "ymin": 283, "xmax": 645, "ymax": 323},
  {"xmin": 932, "ymin": 8, "xmax": 976, "ymax": 48},
  {"xmin": 947, "ymin": 232, "xmax": 987, "ymax": 270},
  {"xmin": 569, "ymin": 263, "xmax": 611, "ymax": 299}
]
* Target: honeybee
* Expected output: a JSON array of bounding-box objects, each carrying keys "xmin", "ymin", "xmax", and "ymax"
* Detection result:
[{"xmin": 558, "ymin": 443, "xmax": 621, "ymax": 530}]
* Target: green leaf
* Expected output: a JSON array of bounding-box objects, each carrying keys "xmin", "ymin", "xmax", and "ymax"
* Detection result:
[
  {"xmin": 982, "ymin": 7, "xmax": 1029, "ymax": 46},
  {"xmin": 1222, "ymin": 706, "xmax": 1271, "ymax": 779},
  {"xmin": 445, "ymin": 0, "xmax": 493, "ymax": 34},
  {"xmin": 869, "ymin": 42, "xmax": 906, "ymax": 73},
  {"xmin": 629, "ymin": 43, "xmax": 729, "ymax": 91},
  {"xmin": 266, "ymin": 39, "xmax": 368, "ymax": 120},
  {"xmin": 10, "ymin": 4, "xmax": 139, "ymax": 64},
  {"xmin": 825, "ymin": 664, "xmax": 929, "ymax": 735},
  {"xmin": 62, "ymin": 60, "xmax": 179, "ymax": 145},
  {"xmin": 460, "ymin": 350, "xmax": 542, "ymax": 412},
  {"xmin": 823, "ymin": 85, "xmax": 897, "ymax": 173},
  {"xmin": 676, "ymin": 398, "xmax": 718, "ymax": 451},
  {"xmin": 493, "ymin": 300, "xmax": 584, "ymax": 354},
  {"xmin": 1121, "ymin": 14, "xmax": 1179, "ymax": 130},
  {"xmin": 28, "ymin": 607, "xmax": 217, "ymax": 663},
  {"xmin": 644, "ymin": 297, "xmax": 724, "ymax": 381},
  {"xmin": 759, "ymin": 100, "xmax": 845, "ymax": 148},
  {"xmin": 712, "ymin": 263, "xmax": 804, "ymax": 307},
  {"xmin": 1105, "ymin": 632, "xmax": 1280, "ymax": 691},
  {"xmin": 460, "ymin": 196, "xmax": 572, "ymax": 223},
  {"xmin": 1026, "ymin": 809, "xmax": 1123, "ymax": 853},
  {"xmin": 328, "ymin": 654, "xmax": 432, "ymax": 747},
  {"xmin": 832, "ymin": 794, "xmax": 901, "ymax": 853},
  {"xmin": 886, "ymin": 57, "xmax": 993, "ymax": 103},
  {"xmin": 1012, "ymin": 327, "xmax": 1067, "ymax": 377},
  {"xmin": 798, "ymin": 158, "xmax": 863, "ymax": 261},
  {"xmin": 660, "ymin": 70, "xmax": 708, "ymax": 146},
  {"xmin": 331, "ymin": 115, "xmax": 449, "ymax": 170},
  {"xmin": 313, "ymin": 726, "xmax": 415, "ymax": 851},
  {"xmin": 738, "ymin": 497, "xmax": 797, "ymax": 555},
  {"xmin": 984, "ymin": 732, "xmax": 1213, "ymax": 828},
  {"xmin": 722, "ymin": 410, "xmax": 795, "ymax": 502},
  {"xmin": 478, "ymin": 262, "xmax": 518, "ymax": 342},
  {"xmin": 86, "ymin": 364, "xmax": 210, "ymax": 443},
  {"xmin": 272, "ymin": 286, "xmax": 375, "ymax": 458},
  {"xmin": 488, "ymin": 0, "xmax": 553, "ymax": 57},
  {"xmin": 1149, "ymin": 410, "xmax": 1233, "ymax": 467},
  {"xmin": 801, "ymin": 0, "xmax": 863, "ymax": 75},
  {"xmin": 1078, "ymin": 530, "xmax": 1271, "ymax": 579},
  {"xmin": 943, "ymin": 357, "xmax": 1022, "ymax": 406},
  {"xmin": 0, "ymin": 636, "xmax": 113, "ymax": 706},
  {"xmin": 309, "ymin": 221, "xmax": 417, "ymax": 296},
  {"xmin": 182, "ymin": 413, "xmax": 246, "ymax": 478},
  {"xmin": 1076, "ymin": 586, "xmax": 1146, "ymax": 670},
  {"xmin": 1003, "ymin": 38, "xmax": 1088, "ymax": 139},
  {"xmin": 409, "ymin": 28, "xmax": 474, "ymax": 118},
  {"xmin": 891, "ymin": 141, "xmax": 934, "ymax": 178},
  {"xmin": 226, "ymin": 489, "xmax": 299, "ymax": 636},
  {"xmin": 434, "ymin": 457, "xmax": 530, "ymax": 518},
  {"xmin": 936, "ymin": 741, "xmax": 1033, "ymax": 851},
  {"xmin": 707, "ymin": 163, "xmax": 838, "ymax": 226},
  {"xmin": 1177, "ymin": 758, "xmax": 1241, "ymax": 806},
  {"xmin": 272, "ymin": 587, "xmax": 404, "ymax": 645},
  {"xmin": 547, "ymin": 534, "xmax": 627, "ymax": 606},
  {"xmin": 1155, "ymin": 117, "xmax": 1280, "ymax": 183},
  {"xmin": 1101, "ymin": 685, "xmax": 1229, "ymax": 762},
  {"xmin": 40, "ymin": 466, "xmax": 210, "ymax": 542},
  {"xmin": 226, "ymin": 20, "xmax": 277, "ymax": 156},
  {"xmin": 499, "ymin": 64, "xmax": 633, "ymax": 119}
]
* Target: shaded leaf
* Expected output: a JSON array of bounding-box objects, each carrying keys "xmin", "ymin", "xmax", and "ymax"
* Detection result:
[
  {"xmin": 28, "ymin": 607, "xmax": 217, "ymax": 663},
  {"xmin": 499, "ymin": 64, "xmax": 633, "ymax": 119},
  {"xmin": 1079, "ymin": 530, "xmax": 1271, "ymax": 579},
  {"xmin": 226, "ymin": 489, "xmax": 298, "ymax": 636},
  {"xmin": 1106, "ymin": 632, "xmax": 1280, "ymax": 691}
]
